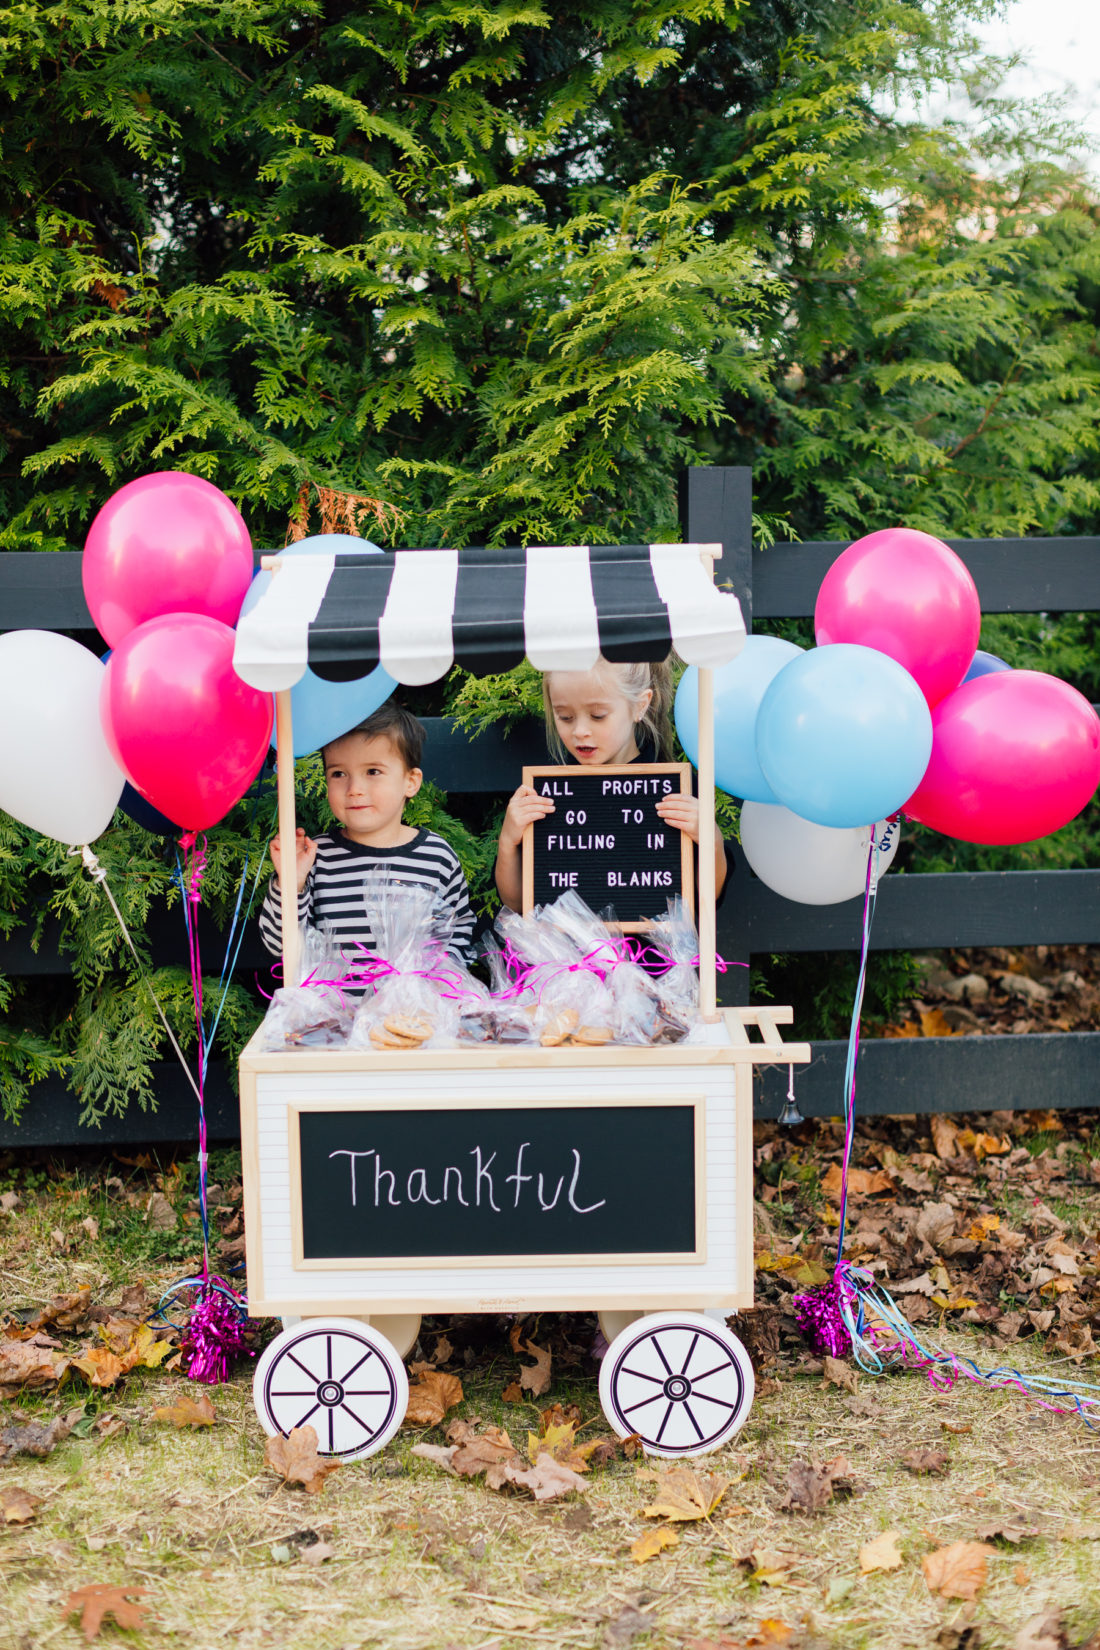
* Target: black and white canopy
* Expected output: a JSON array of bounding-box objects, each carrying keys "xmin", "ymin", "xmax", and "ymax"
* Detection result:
[{"xmin": 233, "ymin": 543, "xmax": 746, "ymax": 691}]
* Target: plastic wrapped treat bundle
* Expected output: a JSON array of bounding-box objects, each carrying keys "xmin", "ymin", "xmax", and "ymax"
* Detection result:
[
  {"xmin": 646, "ymin": 898, "xmax": 703, "ymax": 1041},
  {"xmin": 260, "ymin": 923, "xmax": 357, "ymax": 1050},
  {"xmin": 347, "ymin": 880, "xmax": 466, "ymax": 1052},
  {"xmin": 494, "ymin": 898, "xmax": 618, "ymax": 1048}
]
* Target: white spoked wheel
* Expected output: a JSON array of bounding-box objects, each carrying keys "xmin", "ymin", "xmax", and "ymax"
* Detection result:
[
  {"xmin": 599, "ymin": 1312, "xmax": 754, "ymax": 1459},
  {"xmin": 253, "ymin": 1318, "xmax": 409, "ymax": 1463}
]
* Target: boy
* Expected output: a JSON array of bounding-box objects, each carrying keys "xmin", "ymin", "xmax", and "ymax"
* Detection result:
[{"xmin": 258, "ymin": 703, "xmax": 476, "ymax": 965}]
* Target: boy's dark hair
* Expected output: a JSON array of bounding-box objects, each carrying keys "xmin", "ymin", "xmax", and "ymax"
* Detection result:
[{"xmin": 324, "ymin": 703, "xmax": 425, "ymax": 771}]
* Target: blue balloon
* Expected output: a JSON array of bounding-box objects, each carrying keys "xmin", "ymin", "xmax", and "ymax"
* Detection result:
[
  {"xmin": 240, "ymin": 535, "xmax": 395, "ymax": 757},
  {"xmin": 755, "ymin": 644, "xmax": 933, "ymax": 828},
  {"xmin": 675, "ymin": 637, "xmax": 804, "ymax": 801},
  {"xmin": 963, "ymin": 649, "xmax": 1011, "ymax": 683}
]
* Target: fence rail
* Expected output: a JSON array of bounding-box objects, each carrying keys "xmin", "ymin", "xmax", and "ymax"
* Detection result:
[{"xmin": 1, "ymin": 466, "xmax": 1096, "ymax": 1141}]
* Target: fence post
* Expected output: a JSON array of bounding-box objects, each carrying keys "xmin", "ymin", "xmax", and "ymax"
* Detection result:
[{"xmin": 680, "ymin": 466, "xmax": 753, "ymax": 1007}]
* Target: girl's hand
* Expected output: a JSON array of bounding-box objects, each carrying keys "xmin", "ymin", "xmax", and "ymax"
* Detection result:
[
  {"xmin": 655, "ymin": 792, "xmax": 701, "ymax": 843},
  {"xmin": 499, "ymin": 785, "xmax": 556, "ymax": 852},
  {"xmin": 270, "ymin": 828, "xmax": 317, "ymax": 894}
]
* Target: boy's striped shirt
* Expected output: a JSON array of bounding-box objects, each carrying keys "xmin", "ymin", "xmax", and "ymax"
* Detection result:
[{"xmin": 258, "ymin": 829, "xmax": 476, "ymax": 968}]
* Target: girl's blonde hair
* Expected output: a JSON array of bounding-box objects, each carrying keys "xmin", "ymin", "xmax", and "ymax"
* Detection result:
[{"xmin": 542, "ymin": 657, "xmax": 676, "ymax": 762}]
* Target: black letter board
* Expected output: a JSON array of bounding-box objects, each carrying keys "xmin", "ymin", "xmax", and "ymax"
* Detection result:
[
  {"xmin": 520, "ymin": 762, "xmax": 694, "ymax": 929},
  {"xmin": 293, "ymin": 1099, "xmax": 701, "ymax": 1264}
]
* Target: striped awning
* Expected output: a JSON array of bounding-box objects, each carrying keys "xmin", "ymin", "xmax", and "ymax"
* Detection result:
[{"xmin": 232, "ymin": 543, "xmax": 746, "ymax": 690}]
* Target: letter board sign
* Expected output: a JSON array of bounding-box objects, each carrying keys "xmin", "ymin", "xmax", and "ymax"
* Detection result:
[
  {"xmin": 290, "ymin": 1096, "xmax": 704, "ymax": 1268},
  {"xmin": 520, "ymin": 763, "xmax": 694, "ymax": 928}
]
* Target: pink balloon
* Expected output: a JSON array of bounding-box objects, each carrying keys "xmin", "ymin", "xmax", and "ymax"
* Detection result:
[
  {"xmin": 84, "ymin": 472, "xmax": 253, "ymax": 647},
  {"xmin": 815, "ymin": 528, "xmax": 981, "ymax": 708},
  {"xmin": 904, "ymin": 671, "xmax": 1100, "ymax": 845},
  {"xmin": 101, "ymin": 614, "xmax": 273, "ymax": 831}
]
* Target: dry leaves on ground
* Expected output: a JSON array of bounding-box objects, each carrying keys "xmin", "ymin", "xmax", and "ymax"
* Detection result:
[
  {"xmin": 412, "ymin": 1420, "xmax": 588, "ymax": 1502},
  {"xmin": 519, "ymin": 1339, "xmax": 552, "ymax": 1398},
  {"xmin": 640, "ymin": 1467, "xmax": 730, "ymax": 1522},
  {"xmin": 901, "ymin": 1447, "xmax": 950, "ymax": 1476},
  {"xmin": 263, "ymin": 1425, "xmax": 340, "ymax": 1495},
  {"xmin": 975, "ymin": 1517, "xmax": 1041, "ymax": 1545},
  {"xmin": 62, "ymin": 1583, "xmax": 150, "ymax": 1642},
  {"xmin": 859, "ymin": 1529, "xmax": 903, "ymax": 1573},
  {"xmin": 0, "ymin": 1485, "xmax": 42, "ymax": 1524},
  {"xmin": 687, "ymin": 1618, "xmax": 796, "ymax": 1648},
  {"xmin": 630, "ymin": 1525, "xmax": 680, "ymax": 1563},
  {"xmin": 0, "ymin": 1413, "xmax": 73, "ymax": 1464},
  {"xmin": 778, "ymin": 1456, "xmax": 855, "ymax": 1514},
  {"xmin": 153, "ymin": 1393, "xmax": 216, "ymax": 1428},
  {"xmin": 403, "ymin": 1368, "xmax": 464, "ymax": 1427},
  {"xmin": 922, "ymin": 1540, "xmax": 995, "ymax": 1601}
]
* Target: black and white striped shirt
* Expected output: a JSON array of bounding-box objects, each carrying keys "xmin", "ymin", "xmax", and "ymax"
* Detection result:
[{"xmin": 258, "ymin": 830, "xmax": 476, "ymax": 967}]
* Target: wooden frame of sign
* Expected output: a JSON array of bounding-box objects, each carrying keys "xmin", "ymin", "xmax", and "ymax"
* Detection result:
[{"xmin": 520, "ymin": 762, "xmax": 695, "ymax": 930}]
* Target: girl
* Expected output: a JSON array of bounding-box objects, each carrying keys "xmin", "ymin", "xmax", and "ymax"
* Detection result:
[{"xmin": 494, "ymin": 657, "xmax": 729, "ymax": 910}]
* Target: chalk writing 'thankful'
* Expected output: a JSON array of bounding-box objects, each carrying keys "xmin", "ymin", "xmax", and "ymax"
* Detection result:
[{"xmin": 328, "ymin": 1143, "xmax": 607, "ymax": 1215}]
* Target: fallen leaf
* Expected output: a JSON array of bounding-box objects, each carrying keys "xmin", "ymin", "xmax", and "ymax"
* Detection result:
[
  {"xmin": 930, "ymin": 1115, "xmax": 960, "ymax": 1160},
  {"xmin": 859, "ymin": 1529, "xmax": 902, "ymax": 1573},
  {"xmin": 605, "ymin": 1603, "xmax": 653, "ymax": 1646},
  {"xmin": 0, "ymin": 1485, "xmax": 42, "ymax": 1524},
  {"xmin": 893, "ymin": 1271, "xmax": 936, "ymax": 1296},
  {"xmin": 300, "ymin": 1540, "xmax": 335, "ymax": 1566},
  {"xmin": 508, "ymin": 1451, "xmax": 588, "ymax": 1501},
  {"xmin": 746, "ymin": 1546, "xmax": 801, "ymax": 1586},
  {"xmin": 821, "ymin": 1164, "xmax": 894, "ymax": 1202},
  {"xmin": 519, "ymin": 1339, "xmax": 552, "ymax": 1398},
  {"xmin": 411, "ymin": 1442, "xmax": 457, "ymax": 1475},
  {"xmin": 0, "ymin": 1414, "xmax": 73, "ymax": 1463},
  {"xmin": 921, "ymin": 1540, "xmax": 994, "ymax": 1601},
  {"xmin": 145, "ymin": 1191, "xmax": 177, "ymax": 1231},
  {"xmin": 264, "ymin": 1426, "xmax": 340, "ymax": 1495},
  {"xmin": 430, "ymin": 1333, "xmax": 454, "ymax": 1365},
  {"xmin": 501, "ymin": 1381, "xmax": 524, "ymax": 1404},
  {"xmin": 1012, "ymin": 1611, "xmax": 1067, "ymax": 1650},
  {"xmin": 902, "ymin": 1448, "xmax": 949, "ymax": 1476},
  {"xmin": 966, "ymin": 1214, "xmax": 1001, "ymax": 1241},
  {"xmin": 29, "ymin": 1288, "xmax": 95, "ymax": 1332},
  {"xmin": 631, "ymin": 1525, "xmax": 680, "ymax": 1563},
  {"xmin": 975, "ymin": 1517, "xmax": 1040, "ymax": 1545},
  {"xmin": 81, "ymin": 1216, "xmax": 100, "ymax": 1241},
  {"xmin": 920, "ymin": 1008, "xmax": 960, "ymax": 1038},
  {"xmin": 153, "ymin": 1394, "xmax": 216, "ymax": 1428},
  {"xmin": 779, "ymin": 1457, "xmax": 853, "ymax": 1513},
  {"xmin": 403, "ymin": 1370, "xmax": 464, "ymax": 1427},
  {"xmin": 62, "ymin": 1583, "xmax": 149, "ymax": 1641},
  {"xmin": 0, "ymin": 1338, "xmax": 71, "ymax": 1399},
  {"xmin": 527, "ymin": 1418, "xmax": 591, "ymax": 1473},
  {"xmin": 915, "ymin": 1202, "xmax": 956, "ymax": 1249},
  {"xmin": 940, "ymin": 1422, "xmax": 972, "ymax": 1435},
  {"xmin": 641, "ymin": 1467, "xmax": 729, "ymax": 1522},
  {"xmin": 822, "ymin": 1354, "xmax": 858, "ymax": 1394}
]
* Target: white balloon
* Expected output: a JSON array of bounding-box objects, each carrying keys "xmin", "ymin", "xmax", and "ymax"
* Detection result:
[
  {"xmin": 740, "ymin": 801, "xmax": 900, "ymax": 905},
  {"xmin": 0, "ymin": 631, "xmax": 125, "ymax": 846}
]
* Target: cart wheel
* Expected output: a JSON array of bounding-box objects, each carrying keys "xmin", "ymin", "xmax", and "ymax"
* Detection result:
[
  {"xmin": 252, "ymin": 1318, "xmax": 409, "ymax": 1463},
  {"xmin": 598, "ymin": 1312, "xmax": 754, "ymax": 1459}
]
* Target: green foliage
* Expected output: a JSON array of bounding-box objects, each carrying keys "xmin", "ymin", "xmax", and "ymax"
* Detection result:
[{"xmin": 1, "ymin": 0, "xmax": 1099, "ymax": 1100}]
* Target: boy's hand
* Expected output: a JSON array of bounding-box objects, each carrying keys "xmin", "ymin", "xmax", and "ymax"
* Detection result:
[
  {"xmin": 656, "ymin": 792, "xmax": 702, "ymax": 843},
  {"xmin": 270, "ymin": 828, "xmax": 317, "ymax": 894},
  {"xmin": 499, "ymin": 785, "xmax": 555, "ymax": 852}
]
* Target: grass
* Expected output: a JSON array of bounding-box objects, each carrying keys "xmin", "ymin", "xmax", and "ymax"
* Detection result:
[{"xmin": 2, "ymin": 1145, "xmax": 1100, "ymax": 1649}]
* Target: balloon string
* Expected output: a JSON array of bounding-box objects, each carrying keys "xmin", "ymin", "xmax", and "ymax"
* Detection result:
[
  {"xmin": 793, "ymin": 828, "xmax": 1100, "ymax": 1427},
  {"xmin": 179, "ymin": 833, "xmax": 211, "ymax": 1283},
  {"xmin": 73, "ymin": 846, "xmax": 202, "ymax": 1108}
]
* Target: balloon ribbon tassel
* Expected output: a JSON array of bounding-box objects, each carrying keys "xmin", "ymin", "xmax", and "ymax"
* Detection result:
[{"xmin": 180, "ymin": 1284, "xmax": 251, "ymax": 1385}]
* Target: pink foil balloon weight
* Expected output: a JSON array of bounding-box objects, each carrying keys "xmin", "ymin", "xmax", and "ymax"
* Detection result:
[
  {"xmin": 102, "ymin": 614, "xmax": 273, "ymax": 831},
  {"xmin": 815, "ymin": 527, "xmax": 981, "ymax": 708},
  {"xmin": 904, "ymin": 671, "xmax": 1100, "ymax": 845},
  {"xmin": 84, "ymin": 472, "xmax": 254, "ymax": 647}
]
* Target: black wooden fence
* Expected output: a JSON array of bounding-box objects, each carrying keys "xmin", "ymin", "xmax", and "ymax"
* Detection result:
[{"xmin": 1, "ymin": 467, "xmax": 1097, "ymax": 1144}]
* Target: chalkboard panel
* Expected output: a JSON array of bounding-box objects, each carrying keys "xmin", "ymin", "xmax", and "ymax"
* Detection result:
[
  {"xmin": 292, "ymin": 1097, "xmax": 703, "ymax": 1265},
  {"xmin": 521, "ymin": 763, "xmax": 694, "ymax": 928}
]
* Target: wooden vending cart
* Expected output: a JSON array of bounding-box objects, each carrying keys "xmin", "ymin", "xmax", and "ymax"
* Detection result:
[{"xmin": 233, "ymin": 541, "xmax": 809, "ymax": 1461}]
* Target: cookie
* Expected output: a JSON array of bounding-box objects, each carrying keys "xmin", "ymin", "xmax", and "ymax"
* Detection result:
[
  {"xmin": 385, "ymin": 1014, "xmax": 433, "ymax": 1042},
  {"xmin": 539, "ymin": 1008, "xmax": 579, "ymax": 1047},
  {"xmin": 571, "ymin": 1024, "xmax": 613, "ymax": 1047}
]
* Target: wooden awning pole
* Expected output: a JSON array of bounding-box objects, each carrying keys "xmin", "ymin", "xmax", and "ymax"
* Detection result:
[
  {"xmin": 696, "ymin": 661, "xmax": 719, "ymax": 1022},
  {"xmin": 274, "ymin": 687, "xmax": 300, "ymax": 989}
]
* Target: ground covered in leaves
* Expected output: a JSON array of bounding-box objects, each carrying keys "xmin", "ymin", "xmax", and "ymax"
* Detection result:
[{"xmin": 2, "ymin": 1122, "xmax": 1100, "ymax": 1650}]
